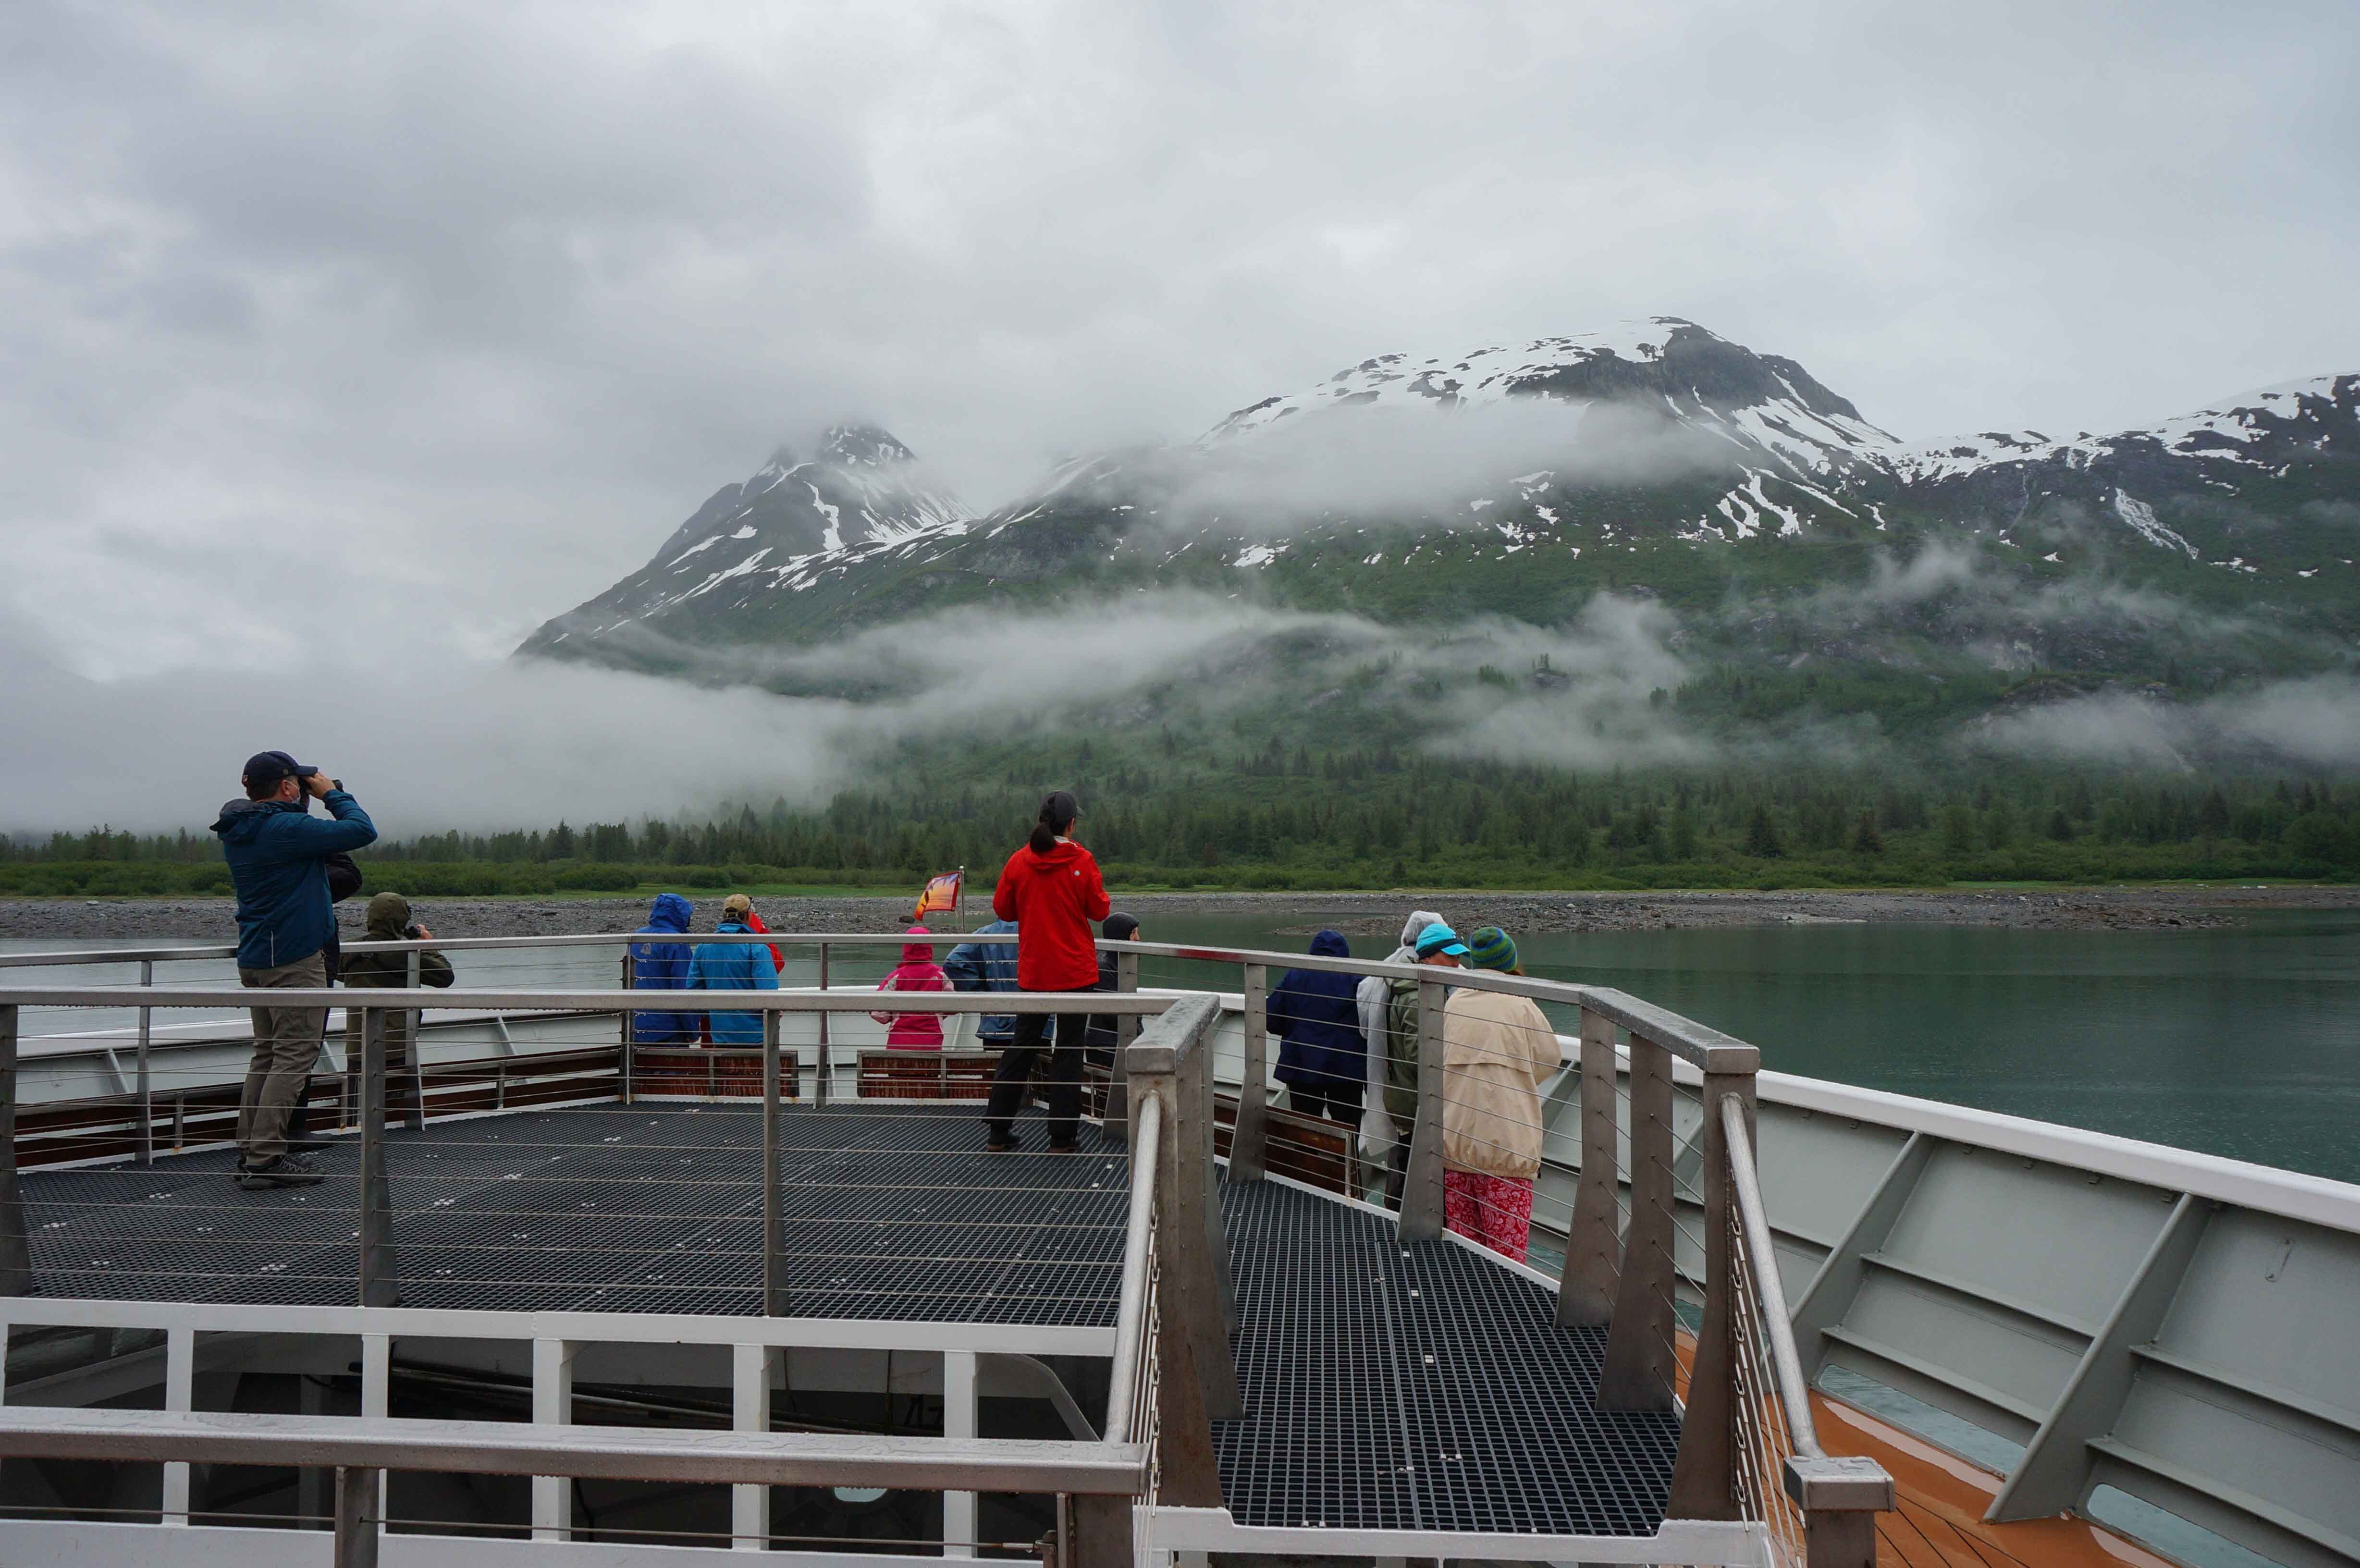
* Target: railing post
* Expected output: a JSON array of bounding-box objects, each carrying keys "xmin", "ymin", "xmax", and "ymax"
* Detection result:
[
  {"xmin": 531, "ymin": 1338, "xmax": 576, "ymax": 1541},
  {"xmin": 1231, "ymin": 962, "xmax": 1270, "ymax": 1180},
  {"xmin": 1103, "ymin": 950, "xmax": 1138, "ymax": 1146},
  {"xmin": 1785, "ymin": 1456, "xmax": 1894, "ymax": 1568},
  {"xmin": 942, "ymin": 1348, "xmax": 978, "ymax": 1556},
  {"xmin": 619, "ymin": 952, "xmax": 635, "ymax": 1104},
  {"xmin": 401, "ymin": 951, "xmax": 425, "ymax": 1132},
  {"xmin": 1557, "ymin": 1006, "xmax": 1621, "ymax": 1327},
  {"xmin": 1599, "ymin": 1034, "xmax": 1675, "ymax": 1409},
  {"xmin": 1670, "ymin": 1075, "xmax": 1756, "ymax": 1518},
  {"xmin": 136, "ymin": 960, "xmax": 154, "ymax": 1167},
  {"xmin": 762, "ymin": 1007, "xmax": 790, "ymax": 1314},
  {"xmin": 1396, "ymin": 976, "xmax": 1448, "ymax": 1242},
  {"xmin": 1191, "ymin": 1012, "xmax": 1240, "ymax": 1344},
  {"xmin": 162, "ymin": 1325, "xmax": 192, "ymax": 1525},
  {"xmin": 358, "ymin": 1005, "xmax": 399, "ymax": 1308},
  {"xmin": 333, "ymin": 1465, "xmax": 382, "ymax": 1568},
  {"xmin": 1125, "ymin": 996, "xmax": 1241, "ymax": 1515},
  {"xmin": 815, "ymin": 942, "xmax": 831, "ymax": 1107},
  {"xmin": 732, "ymin": 1343, "xmax": 778, "ymax": 1551},
  {"xmin": 0, "ymin": 1006, "xmax": 26, "ymax": 1298}
]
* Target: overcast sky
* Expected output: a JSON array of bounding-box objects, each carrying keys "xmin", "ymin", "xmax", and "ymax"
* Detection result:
[{"xmin": 4, "ymin": 0, "xmax": 2357, "ymax": 682}]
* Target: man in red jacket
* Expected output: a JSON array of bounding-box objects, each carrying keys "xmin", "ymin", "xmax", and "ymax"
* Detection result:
[{"xmin": 983, "ymin": 791, "xmax": 1111, "ymax": 1151}]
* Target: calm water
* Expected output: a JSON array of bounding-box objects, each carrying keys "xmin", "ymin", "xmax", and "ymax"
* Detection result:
[
  {"xmin": 9, "ymin": 908, "xmax": 2357, "ymax": 1184},
  {"xmin": 1131, "ymin": 906, "xmax": 2360, "ymax": 1187}
]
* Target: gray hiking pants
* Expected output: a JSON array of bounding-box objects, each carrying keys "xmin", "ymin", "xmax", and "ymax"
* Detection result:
[{"xmin": 238, "ymin": 953, "xmax": 328, "ymax": 1164}]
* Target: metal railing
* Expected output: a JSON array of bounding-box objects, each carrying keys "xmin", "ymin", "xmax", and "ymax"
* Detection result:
[
  {"xmin": 1720, "ymin": 1094, "xmax": 1893, "ymax": 1568},
  {"xmin": 0, "ymin": 929, "xmax": 1883, "ymax": 1567},
  {"xmin": 0, "ymin": 981, "xmax": 1249, "ymax": 1568}
]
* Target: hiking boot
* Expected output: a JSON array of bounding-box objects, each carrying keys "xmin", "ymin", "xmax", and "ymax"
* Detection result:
[{"xmin": 238, "ymin": 1155, "xmax": 325, "ymax": 1190}]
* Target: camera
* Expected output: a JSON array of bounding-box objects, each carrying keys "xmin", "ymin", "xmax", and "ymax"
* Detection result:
[{"xmin": 404, "ymin": 923, "xmax": 426, "ymax": 941}]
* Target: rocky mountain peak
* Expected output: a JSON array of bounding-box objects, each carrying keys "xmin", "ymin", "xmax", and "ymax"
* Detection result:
[{"xmin": 818, "ymin": 424, "xmax": 918, "ymax": 467}]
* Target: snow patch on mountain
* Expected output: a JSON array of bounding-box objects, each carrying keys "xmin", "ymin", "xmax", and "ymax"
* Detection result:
[{"xmin": 2113, "ymin": 490, "xmax": 2198, "ymax": 558}]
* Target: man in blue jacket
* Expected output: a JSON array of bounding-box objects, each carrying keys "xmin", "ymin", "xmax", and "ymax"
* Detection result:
[
  {"xmin": 941, "ymin": 919, "xmax": 1019, "ymax": 1050},
  {"xmin": 628, "ymin": 894, "xmax": 697, "ymax": 1043},
  {"xmin": 210, "ymin": 751, "xmax": 377, "ymax": 1188},
  {"xmin": 686, "ymin": 894, "xmax": 779, "ymax": 1043}
]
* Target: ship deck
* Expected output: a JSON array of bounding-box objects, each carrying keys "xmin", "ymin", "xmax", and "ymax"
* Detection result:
[{"xmin": 17, "ymin": 1102, "xmax": 1683, "ymax": 1537}]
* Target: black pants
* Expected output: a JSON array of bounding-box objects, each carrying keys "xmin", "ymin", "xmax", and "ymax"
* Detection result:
[
  {"xmin": 984, "ymin": 1009, "xmax": 1085, "ymax": 1146},
  {"xmin": 1288, "ymin": 1074, "xmax": 1364, "ymax": 1125}
]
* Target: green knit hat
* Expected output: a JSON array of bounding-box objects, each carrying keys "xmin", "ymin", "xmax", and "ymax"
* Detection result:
[{"xmin": 1465, "ymin": 925, "xmax": 1517, "ymax": 972}]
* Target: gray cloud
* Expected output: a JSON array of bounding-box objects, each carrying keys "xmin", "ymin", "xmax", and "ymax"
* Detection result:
[
  {"xmin": 1968, "ymin": 676, "xmax": 2360, "ymax": 770},
  {"xmin": 1167, "ymin": 398, "xmax": 1733, "ymax": 533},
  {"xmin": 1, "ymin": 589, "xmax": 1723, "ymax": 833},
  {"xmin": 1, "ymin": 0, "xmax": 2356, "ymax": 692}
]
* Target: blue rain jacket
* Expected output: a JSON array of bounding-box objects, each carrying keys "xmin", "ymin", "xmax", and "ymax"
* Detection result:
[
  {"xmin": 1270, "ymin": 929, "xmax": 1365, "ymax": 1092},
  {"xmin": 941, "ymin": 919, "xmax": 1020, "ymax": 1041},
  {"xmin": 629, "ymin": 894, "xmax": 696, "ymax": 1043},
  {"xmin": 209, "ymin": 790, "xmax": 379, "ymax": 971},
  {"xmin": 688, "ymin": 920, "xmax": 780, "ymax": 1044}
]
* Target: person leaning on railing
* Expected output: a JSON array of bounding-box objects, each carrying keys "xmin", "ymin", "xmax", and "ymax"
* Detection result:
[
  {"xmin": 872, "ymin": 925, "xmax": 950, "ymax": 1049},
  {"xmin": 941, "ymin": 916, "xmax": 1020, "ymax": 1050},
  {"xmin": 1270, "ymin": 928, "xmax": 1365, "ymax": 1124},
  {"xmin": 1356, "ymin": 908, "xmax": 1442, "ymax": 1198},
  {"xmin": 338, "ymin": 892, "xmax": 455, "ymax": 1102},
  {"xmin": 687, "ymin": 894, "xmax": 780, "ymax": 1045},
  {"xmin": 1438, "ymin": 925, "xmax": 1555, "ymax": 1263},
  {"xmin": 1081, "ymin": 910, "xmax": 1142, "ymax": 1066},
  {"xmin": 627, "ymin": 893, "xmax": 697, "ymax": 1044},
  {"xmin": 1374, "ymin": 921, "xmax": 1469, "ymax": 1208}
]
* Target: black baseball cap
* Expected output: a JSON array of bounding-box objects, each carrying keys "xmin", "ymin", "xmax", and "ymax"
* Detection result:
[{"xmin": 241, "ymin": 751, "xmax": 316, "ymax": 791}]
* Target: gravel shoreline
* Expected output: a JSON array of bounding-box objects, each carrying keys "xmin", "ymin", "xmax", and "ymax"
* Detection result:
[{"xmin": 5, "ymin": 884, "xmax": 2356, "ymax": 943}]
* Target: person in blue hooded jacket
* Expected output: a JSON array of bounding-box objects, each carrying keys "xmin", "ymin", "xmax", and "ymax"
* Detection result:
[
  {"xmin": 628, "ymin": 894, "xmax": 697, "ymax": 1043},
  {"xmin": 1269, "ymin": 929, "xmax": 1366, "ymax": 1124},
  {"xmin": 209, "ymin": 751, "xmax": 377, "ymax": 1188},
  {"xmin": 687, "ymin": 894, "xmax": 780, "ymax": 1044},
  {"xmin": 941, "ymin": 919, "xmax": 1019, "ymax": 1048}
]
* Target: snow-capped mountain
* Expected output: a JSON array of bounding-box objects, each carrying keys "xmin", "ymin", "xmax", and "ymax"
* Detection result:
[
  {"xmin": 1206, "ymin": 318, "xmax": 1894, "ymax": 469},
  {"xmin": 521, "ymin": 325, "xmax": 2360, "ymax": 677},
  {"xmin": 518, "ymin": 424, "xmax": 968, "ymax": 658}
]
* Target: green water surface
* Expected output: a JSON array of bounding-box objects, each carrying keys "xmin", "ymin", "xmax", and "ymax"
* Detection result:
[{"xmin": 1127, "ymin": 905, "xmax": 2360, "ymax": 1186}]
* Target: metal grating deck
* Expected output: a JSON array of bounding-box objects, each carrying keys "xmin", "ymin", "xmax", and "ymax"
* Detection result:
[
  {"xmin": 22, "ymin": 1105, "xmax": 1679, "ymax": 1538},
  {"xmin": 19, "ymin": 1104, "xmax": 1131, "ymax": 1323},
  {"xmin": 1214, "ymin": 1178, "xmax": 1679, "ymax": 1536}
]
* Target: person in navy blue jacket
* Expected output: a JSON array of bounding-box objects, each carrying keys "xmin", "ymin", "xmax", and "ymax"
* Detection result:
[
  {"xmin": 628, "ymin": 893, "xmax": 697, "ymax": 1043},
  {"xmin": 942, "ymin": 919, "xmax": 1020, "ymax": 1048},
  {"xmin": 1270, "ymin": 929, "xmax": 1366, "ymax": 1124},
  {"xmin": 209, "ymin": 751, "xmax": 376, "ymax": 1188}
]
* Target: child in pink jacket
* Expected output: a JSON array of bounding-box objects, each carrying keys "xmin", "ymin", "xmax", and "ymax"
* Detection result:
[{"xmin": 873, "ymin": 926, "xmax": 950, "ymax": 1050}]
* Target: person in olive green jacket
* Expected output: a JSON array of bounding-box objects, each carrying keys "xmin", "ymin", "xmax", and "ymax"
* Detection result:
[
  {"xmin": 340, "ymin": 892, "xmax": 455, "ymax": 1109},
  {"xmin": 1373, "ymin": 922, "xmax": 1469, "ymax": 1206}
]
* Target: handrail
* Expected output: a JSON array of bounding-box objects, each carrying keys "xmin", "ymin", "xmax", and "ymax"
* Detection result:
[
  {"xmin": 1119, "ymin": 990, "xmax": 1220, "ymax": 1075},
  {"xmin": 0, "ymin": 944, "xmax": 239, "ymax": 969},
  {"xmin": 1103, "ymin": 1090, "xmax": 1164, "ymax": 1444},
  {"xmin": 0, "ymin": 986, "xmax": 1170, "ymax": 1012},
  {"xmin": 1722, "ymin": 1093, "xmax": 1820, "ymax": 1458},
  {"xmin": 0, "ymin": 933, "xmax": 1759, "ymax": 1069},
  {"xmin": 1720, "ymin": 1090, "xmax": 1893, "ymax": 1567},
  {"xmin": 1105, "ymin": 941, "xmax": 1757, "ymax": 1071},
  {"xmin": 0, "ymin": 1405, "xmax": 1148, "ymax": 1493}
]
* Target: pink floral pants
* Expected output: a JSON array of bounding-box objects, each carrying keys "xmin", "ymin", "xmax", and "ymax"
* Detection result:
[{"xmin": 1444, "ymin": 1170, "xmax": 1535, "ymax": 1262}]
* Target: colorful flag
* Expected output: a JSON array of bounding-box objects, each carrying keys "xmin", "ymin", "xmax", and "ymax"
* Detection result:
[{"xmin": 914, "ymin": 869, "xmax": 963, "ymax": 918}]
